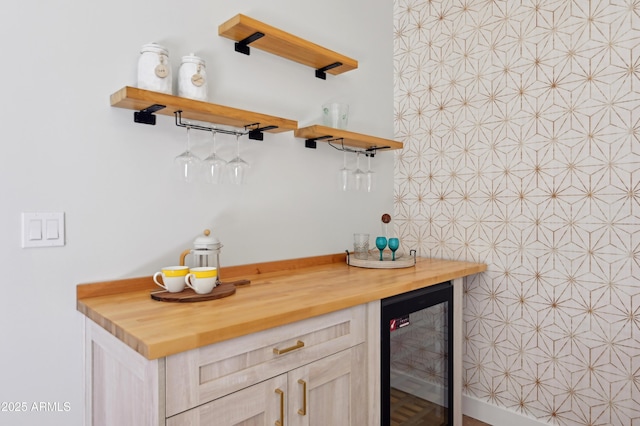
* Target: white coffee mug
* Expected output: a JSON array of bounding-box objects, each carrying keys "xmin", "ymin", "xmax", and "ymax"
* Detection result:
[
  {"xmin": 185, "ymin": 267, "xmax": 217, "ymax": 294},
  {"xmin": 153, "ymin": 266, "xmax": 189, "ymax": 293}
]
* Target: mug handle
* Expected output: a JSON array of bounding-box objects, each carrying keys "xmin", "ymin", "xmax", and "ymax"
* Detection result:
[
  {"xmin": 185, "ymin": 273, "xmax": 196, "ymax": 291},
  {"xmin": 153, "ymin": 272, "xmax": 167, "ymax": 290}
]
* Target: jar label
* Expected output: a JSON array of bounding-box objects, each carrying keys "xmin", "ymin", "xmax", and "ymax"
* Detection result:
[
  {"xmin": 191, "ymin": 73, "xmax": 204, "ymax": 87},
  {"xmin": 155, "ymin": 64, "xmax": 169, "ymax": 78}
]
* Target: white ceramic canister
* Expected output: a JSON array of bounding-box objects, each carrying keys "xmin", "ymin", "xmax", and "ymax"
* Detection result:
[
  {"xmin": 178, "ymin": 53, "xmax": 208, "ymax": 101},
  {"xmin": 137, "ymin": 43, "xmax": 172, "ymax": 94}
]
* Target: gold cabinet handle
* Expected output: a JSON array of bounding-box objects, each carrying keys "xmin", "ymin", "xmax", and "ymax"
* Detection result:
[
  {"xmin": 297, "ymin": 379, "xmax": 307, "ymax": 416},
  {"xmin": 273, "ymin": 340, "xmax": 304, "ymax": 355},
  {"xmin": 275, "ymin": 388, "xmax": 284, "ymax": 426}
]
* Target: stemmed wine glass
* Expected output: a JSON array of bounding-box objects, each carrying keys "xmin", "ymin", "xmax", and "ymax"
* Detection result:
[
  {"xmin": 365, "ymin": 154, "xmax": 375, "ymax": 192},
  {"xmin": 375, "ymin": 236, "xmax": 388, "ymax": 261},
  {"xmin": 203, "ymin": 129, "xmax": 227, "ymax": 184},
  {"xmin": 339, "ymin": 150, "xmax": 350, "ymax": 191},
  {"xmin": 174, "ymin": 126, "xmax": 201, "ymax": 183},
  {"xmin": 352, "ymin": 152, "xmax": 366, "ymax": 191},
  {"xmin": 227, "ymin": 133, "xmax": 250, "ymax": 185},
  {"xmin": 388, "ymin": 238, "xmax": 400, "ymax": 261}
]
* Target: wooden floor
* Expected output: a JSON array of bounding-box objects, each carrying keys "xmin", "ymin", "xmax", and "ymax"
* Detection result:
[
  {"xmin": 390, "ymin": 387, "xmax": 491, "ymax": 426},
  {"xmin": 464, "ymin": 415, "xmax": 491, "ymax": 426}
]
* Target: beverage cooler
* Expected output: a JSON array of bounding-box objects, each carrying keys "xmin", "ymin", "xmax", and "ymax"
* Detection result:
[{"xmin": 381, "ymin": 282, "xmax": 454, "ymax": 426}]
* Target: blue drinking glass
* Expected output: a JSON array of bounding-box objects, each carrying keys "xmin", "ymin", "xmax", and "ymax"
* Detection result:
[
  {"xmin": 375, "ymin": 236, "xmax": 388, "ymax": 261},
  {"xmin": 388, "ymin": 238, "xmax": 400, "ymax": 261}
]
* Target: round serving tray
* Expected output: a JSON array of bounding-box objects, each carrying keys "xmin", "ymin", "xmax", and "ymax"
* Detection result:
[
  {"xmin": 151, "ymin": 281, "xmax": 236, "ymax": 302},
  {"xmin": 346, "ymin": 249, "xmax": 416, "ymax": 269}
]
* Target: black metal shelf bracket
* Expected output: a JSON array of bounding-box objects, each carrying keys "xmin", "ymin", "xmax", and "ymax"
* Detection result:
[
  {"xmin": 315, "ymin": 62, "xmax": 342, "ymax": 80},
  {"xmin": 173, "ymin": 111, "xmax": 278, "ymax": 140},
  {"xmin": 304, "ymin": 135, "xmax": 333, "ymax": 149},
  {"xmin": 134, "ymin": 104, "xmax": 166, "ymax": 125},
  {"xmin": 235, "ymin": 32, "xmax": 265, "ymax": 55},
  {"xmin": 245, "ymin": 123, "xmax": 278, "ymax": 141}
]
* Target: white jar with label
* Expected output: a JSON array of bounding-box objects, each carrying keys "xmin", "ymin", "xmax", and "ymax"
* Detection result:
[
  {"xmin": 137, "ymin": 43, "xmax": 172, "ymax": 95},
  {"xmin": 178, "ymin": 54, "xmax": 208, "ymax": 101}
]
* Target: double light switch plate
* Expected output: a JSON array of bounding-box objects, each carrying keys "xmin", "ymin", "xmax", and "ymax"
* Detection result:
[{"xmin": 21, "ymin": 212, "xmax": 65, "ymax": 248}]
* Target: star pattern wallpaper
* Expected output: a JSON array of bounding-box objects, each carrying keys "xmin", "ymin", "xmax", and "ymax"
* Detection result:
[{"xmin": 393, "ymin": 1, "xmax": 640, "ymax": 425}]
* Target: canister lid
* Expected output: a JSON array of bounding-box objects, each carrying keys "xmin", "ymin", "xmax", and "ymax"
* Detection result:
[
  {"xmin": 181, "ymin": 53, "xmax": 206, "ymax": 66},
  {"xmin": 141, "ymin": 42, "xmax": 168, "ymax": 55}
]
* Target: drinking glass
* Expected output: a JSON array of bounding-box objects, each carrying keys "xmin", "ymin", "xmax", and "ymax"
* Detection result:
[
  {"xmin": 375, "ymin": 236, "xmax": 388, "ymax": 261},
  {"xmin": 322, "ymin": 102, "xmax": 349, "ymax": 129},
  {"xmin": 365, "ymin": 154, "xmax": 376, "ymax": 192},
  {"xmin": 203, "ymin": 130, "xmax": 227, "ymax": 184},
  {"xmin": 354, "ymin": 233, "xmax": 370, "ymax": 260},
  {"xmin": 227, "ymin": 133, "xmax": 250, "ymax": 184},
  {"xmin": 352, "ymin": 152, "xmax": 366, "ymax": 191},
  {"xmin": 388, "ymin": 238, "xmax": 400, "ymax": 261},
  {"xmin": 338, "ymin": 151, "xmax": 350, "ymax": 191},
  {"xmin": 175, "ymin": 126, "xmax": 201, "ymax": 183}
]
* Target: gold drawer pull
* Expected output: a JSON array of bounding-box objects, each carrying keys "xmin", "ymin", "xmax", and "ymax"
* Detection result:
[
  {"xmin": 273, "ymin": 340, "xmax": 304, "ymax": 355},
  {"xmin": 298, "ymin": 379, "xmax": 307, "ymax": 416},
  {"xmin": 275, "ymin": 388, "xmax": 284, "ymax": 426}
]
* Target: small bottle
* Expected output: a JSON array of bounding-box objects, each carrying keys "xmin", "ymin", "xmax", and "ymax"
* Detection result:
[
  {"xmin": 178, "ymin": 54, "xmax": 208, "ymax": 101},
  {"xmin": 137, "ymin": 43, "xmax": 172, "ymax": 95}
]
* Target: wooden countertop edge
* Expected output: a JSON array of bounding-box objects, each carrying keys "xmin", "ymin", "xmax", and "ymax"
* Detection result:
[{"xmin": 77, "ymin": 255, "xmax": 487, "ymax": 360}]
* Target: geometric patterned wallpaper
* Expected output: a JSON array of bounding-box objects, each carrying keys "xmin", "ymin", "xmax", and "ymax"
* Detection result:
[{"xmin": 393, "ymin": 1, "xmax": 640, "ymax": 425}]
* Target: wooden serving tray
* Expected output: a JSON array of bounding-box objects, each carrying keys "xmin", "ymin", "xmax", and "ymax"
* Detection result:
[
  {"xmin": 151, "ymin": 282, "xmax": 236, "ymax": 302},
  {"xmin": 346, "ymin": 249, "xmax": 416, "ymax": 269}
]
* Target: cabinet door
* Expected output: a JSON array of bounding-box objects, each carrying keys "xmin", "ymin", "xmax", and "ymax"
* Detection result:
[
  {"xmin": 288, "ymin": 344, "xmax": 367, "ymax": 426},
  {"xmin": 166, "ymin": 374, "xmax": 288, "ymax": 426},
  {"xmin": 165, "ymin": 305, "xmax": 366, "ymax": 416}
]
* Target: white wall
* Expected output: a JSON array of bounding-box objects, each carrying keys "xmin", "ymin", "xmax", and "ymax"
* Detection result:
[{"xmin": 0, "ymin": 1, "xmax": 394, "ymax": 424}]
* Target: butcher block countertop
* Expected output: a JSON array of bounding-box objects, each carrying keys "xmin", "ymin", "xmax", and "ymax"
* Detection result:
[{"xmin": 77, "ymin": 254, "xmax": 486, "ymax": 360}]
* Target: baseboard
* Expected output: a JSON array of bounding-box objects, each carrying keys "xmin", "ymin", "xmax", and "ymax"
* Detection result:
[
  {"xmin": 390, "ymin": 369, "xmax": 446, "ymax": 407},
  {"xmin": 463, "ymin": 395, "xmax": 550, "ymax": 426}
]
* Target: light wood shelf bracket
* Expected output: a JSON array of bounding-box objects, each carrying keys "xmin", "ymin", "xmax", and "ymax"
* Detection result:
[{"xmin": 219, "ymin": 14, "xmax": 358, "ymax": 80}]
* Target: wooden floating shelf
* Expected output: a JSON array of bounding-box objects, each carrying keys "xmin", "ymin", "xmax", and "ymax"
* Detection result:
[
  {"xmin": 294, "ymin": 125, "xmax": 403, "ymax": 151},
  {"xmin": 110, "ymin": 86, "xmax": 298, "ymax": 133},
  {"xmin": 218, "ymin": 14, "xmax": 358, "ymax": 79}
]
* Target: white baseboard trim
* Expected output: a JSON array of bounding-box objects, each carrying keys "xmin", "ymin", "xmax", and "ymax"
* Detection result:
[{"xmin": 463, "ymin": 395, "xmax": 549, "ymax": 426}]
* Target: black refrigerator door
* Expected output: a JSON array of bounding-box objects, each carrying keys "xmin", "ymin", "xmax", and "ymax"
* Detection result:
[{"xmin": 381, "ymin": 282, "xmax": 454, "ymax": 426}]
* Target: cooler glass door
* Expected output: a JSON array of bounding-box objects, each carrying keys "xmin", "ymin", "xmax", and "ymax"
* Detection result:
[{"xmin": 381, "ymin": 282, "xmax": 453, "ymax": 426}]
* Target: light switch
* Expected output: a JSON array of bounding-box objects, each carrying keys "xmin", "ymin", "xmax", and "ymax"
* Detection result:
[
  {"xmin": 22, "ymin": 212, "xmax": 65, "ymax": 248},
  {"xmin": 46, "ymin": 219, "xmax": 59, "ymax": 239},
  {"xmin": 29, "ymin": 219, "xmax": 43, "ymax": 240}
]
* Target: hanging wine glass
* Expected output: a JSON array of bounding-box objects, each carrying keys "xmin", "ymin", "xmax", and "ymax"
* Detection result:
[
  {"xmin": 174, "ymin": 126, "xmax": 201, "ymax": 183},
  {"xmin": 352, "ymin": 151, "xmax": 366, "ymax": 191},
  {"xmin": 338, "ymin": 150, "xmax": 350, "ymax": 191},
  {"xmin": 365, "ymin": 154, "xmax": 376, "ymax": 192},
  {"xmin": 203, "ymin": 129, "xmax": 227, "ymax": 184},
  {"xmin": 227, "ymin": 133, "xmax": 250, "ymax": 185}
]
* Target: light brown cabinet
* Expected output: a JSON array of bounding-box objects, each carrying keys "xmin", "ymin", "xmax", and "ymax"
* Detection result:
[
  {"xmin": 85, "ymin": 304, "xmax": 371, "ymax": 426},
  {"xmin": 79, "ymin": 256, "xmax": 486, "ymax": 426},
  {"xmin": 166, "ymin": 374, "xmax": 287, "ymax": 426},
  {"xmin": 167, "ymin": 346, "xmax": 366, "ymax": 426},
  {"xmin": 288, "ymin": 346, "xmax": 367, "ymax": 426}
]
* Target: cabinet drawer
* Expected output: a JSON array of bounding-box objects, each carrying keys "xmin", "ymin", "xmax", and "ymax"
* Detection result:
[{"xmin": 165, "ymin": 305, "xmax": 366, "ymax": 416}]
